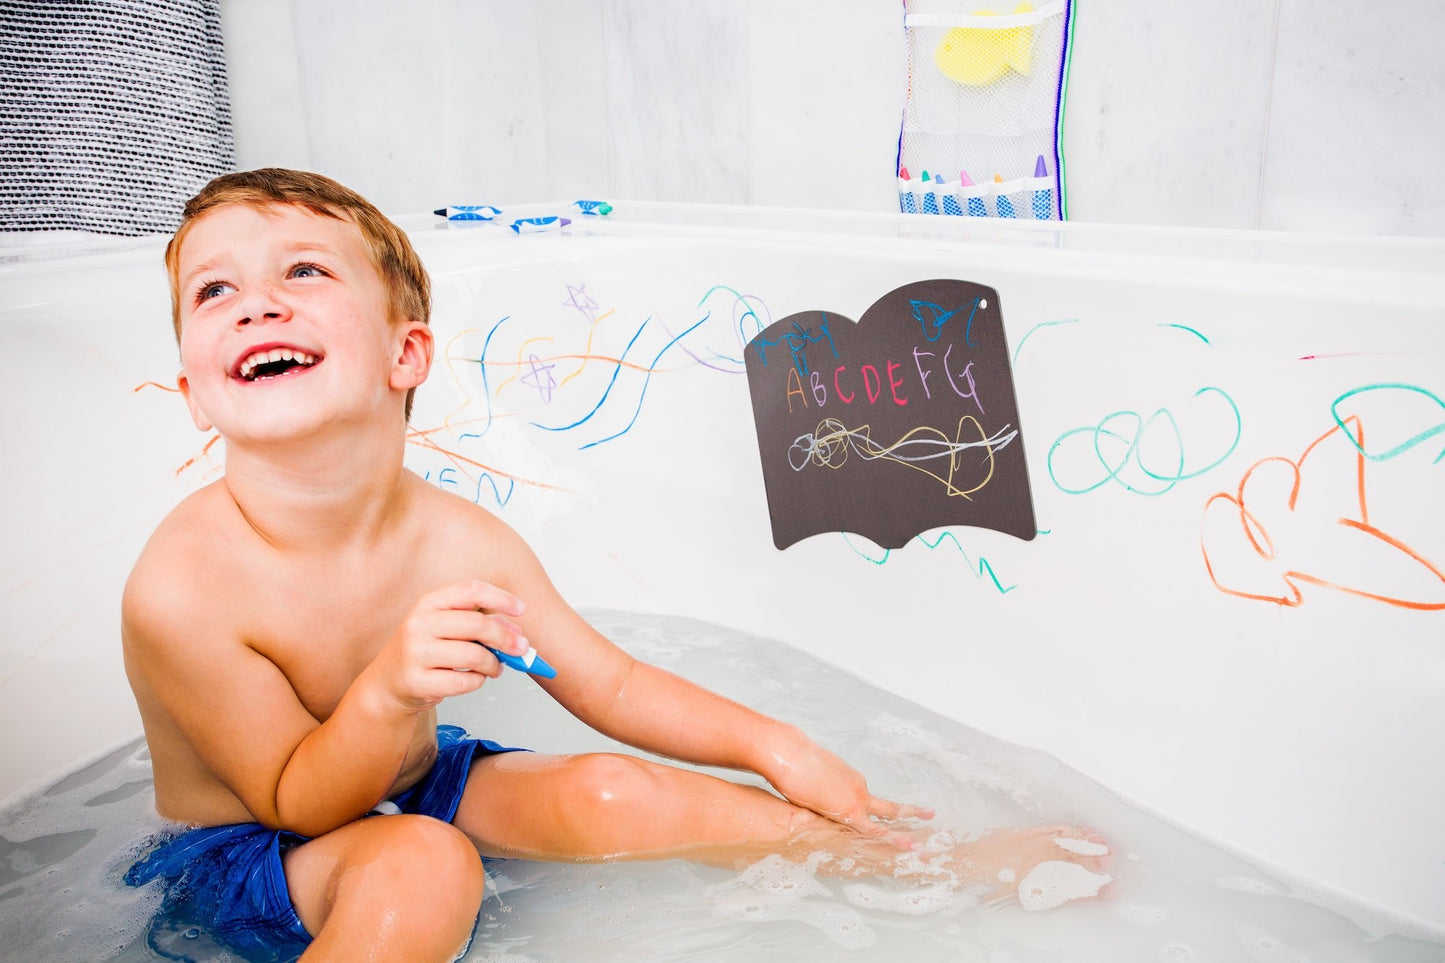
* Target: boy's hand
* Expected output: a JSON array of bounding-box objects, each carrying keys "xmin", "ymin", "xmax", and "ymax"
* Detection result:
[
  {"xmin": 766, "ymin": 733, "xmax": 934, "ymax": 849},
  {"xmin": 361, "ymin": 580, "xmax": 528, "ymax": 714}
]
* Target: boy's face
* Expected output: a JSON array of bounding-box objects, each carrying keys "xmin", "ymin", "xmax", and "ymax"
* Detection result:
[{"xmin": 174, "ymin": 203, "xmax": 430, "ymax": 444}]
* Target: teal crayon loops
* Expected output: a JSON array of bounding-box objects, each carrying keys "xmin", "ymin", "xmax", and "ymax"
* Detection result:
[
  {"xmin": 572, "ymin": 200, "xmax": 613, "ymax": 216},
  {"xmin": 1331, "ymin": 383, "xmax": 1445, "ymax": 463},
  {"xmin": 435, "ymin": 205, "xmax": 502, "ymax": 220},
  {"xmin": 510, "ymin": 216, "xmax": 571, "ymax": 234},
  {"xmin": 1157, "ymin": 323, "xmax": 1211, "ymax": 344},
  {"xmin": 1047, "ymin": 387, "xmax": 1241, "ymax": 496}
]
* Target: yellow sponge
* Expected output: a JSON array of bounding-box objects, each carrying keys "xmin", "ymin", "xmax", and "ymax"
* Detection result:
[{"xmin": 934, "ymin": 3, "xmax": 1035, "ymax": 87}]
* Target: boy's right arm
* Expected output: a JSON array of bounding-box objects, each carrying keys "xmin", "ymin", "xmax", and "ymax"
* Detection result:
[{"xmin": 124, "ymin": 548, "xmax": 525, "ymax": 837}]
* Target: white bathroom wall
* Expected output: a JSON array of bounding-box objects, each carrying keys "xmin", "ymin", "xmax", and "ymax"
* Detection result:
[{"xmin": 218, "ymin": 0, "xmax": 1445, "ymax": 230}]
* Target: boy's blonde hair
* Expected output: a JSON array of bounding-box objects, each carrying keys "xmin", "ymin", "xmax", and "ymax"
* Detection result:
[{"xmin": 165, "ymin": 168, "xmax": 431, "ymax": 418}]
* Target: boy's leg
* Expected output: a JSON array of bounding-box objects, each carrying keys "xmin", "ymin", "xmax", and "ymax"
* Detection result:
[
  {"xmin": 455, "ymin": 750, "xmax": 835, "ymax": 867},
  {"xmin": 282, "ymin": 814, "xmax": 485, "ymax": 963},
  {"xmin": 453, "ymin": 751, "xmax": 1111, "ymax": 893}
]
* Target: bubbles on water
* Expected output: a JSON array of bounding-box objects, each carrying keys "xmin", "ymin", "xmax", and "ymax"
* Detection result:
[
  {"xmin": 1015, "ymin": 860, "xmax": 1114, "ymax": 913},
  {"xmin": 1115, "ymin": 902, "xmax": 1170, "ymax": 927},
  {"xmin": 705, "ymin": 853, "xmax": 876, "ymax": 949},
  {"xmin": 1054, "ymin": 836, "xmax": 1110, "ymax": 857},
  {"xmin": 1158, "ymin": 941, "xmax": 1210, "ymax": 962},
  {"xmin": 843, "ymin": 880, "xmax": 956, "ymax": 915}
]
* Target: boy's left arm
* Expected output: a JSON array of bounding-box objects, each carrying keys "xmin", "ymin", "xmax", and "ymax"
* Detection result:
[{"xmin": 490, "ymin": 522, "xmax": 928, "ymax": 845}]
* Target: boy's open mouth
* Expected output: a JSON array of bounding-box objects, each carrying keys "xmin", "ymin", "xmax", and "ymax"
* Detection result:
[{"xmin": 236, "ymin": 347, "xmax": 321, "ymax": 382}]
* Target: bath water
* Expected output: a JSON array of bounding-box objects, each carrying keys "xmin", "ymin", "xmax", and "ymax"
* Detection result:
[{"xmin": 1, "ymin": 610, "xmax": 1441, "ymax": 961}]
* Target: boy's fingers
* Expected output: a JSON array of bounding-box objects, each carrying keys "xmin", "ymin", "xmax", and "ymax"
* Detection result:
[
  {"xmin": 866, "ymin": 796, "xmax": 934, "ymax": 822},
  {"xmin": 424, "ymin": 579, "xmax": 525, "ymax": 617},
  {"xmin": 428, "ymin": 610, "xmax": 526, "ymax": 656}
]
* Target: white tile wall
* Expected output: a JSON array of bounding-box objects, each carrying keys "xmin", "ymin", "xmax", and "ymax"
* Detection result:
[{"xmin": 220, "ymin": 0, "xmax": 1445, "ymax": 236}]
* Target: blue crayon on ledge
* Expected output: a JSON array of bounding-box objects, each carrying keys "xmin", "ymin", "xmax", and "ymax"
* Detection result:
[
  {"xmin": 487, "ymin": 644, "xmax": 557, "ymax": 679},
  {"xmin": 920, "ymin": 171, "xmax": 940, "ymax": 215},
  {"xmin": 510, "ymin": 216, "xmax": 571, "ymax": 234},
  {"xmin": 1032, "ymin": 155, "xmax": 1053, "ymax": 220},
  {"xmin": 935, "ymin": 175, "xmax": 963, "ymax": 216},
  {"xmin": 434, "ymin": 205, "xmax": 502, "ymax": 221},
  {"xmin": 572, "ymin": 200, "xmax": 613, "ymax": 216}
]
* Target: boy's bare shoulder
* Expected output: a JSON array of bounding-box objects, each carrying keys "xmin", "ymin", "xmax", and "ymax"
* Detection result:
[
  {"xmin": 122, "ymin": 482, "xmax": 245, "ymax": 647},
  {"xmin": 405, "ymin": 474, "xmax": 540, "ymax": 575}
]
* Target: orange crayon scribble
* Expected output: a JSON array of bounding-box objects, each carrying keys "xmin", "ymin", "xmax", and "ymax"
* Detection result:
[
  {"xmin": 175, "ymin": 433, "xmax": 222, "ymax": 476},
  {"xmin": 404, "ymin": 426, "xmax": 571, "ymax": 494},
  {"xmin": 134, "ymin": 380, "xmax": 180, "ymax": 393},
  {"xmin": 1200, "ymin": 415, "xmax": 1445, "ymax": 610},
  {"xmin": 560, "ymin": 308, "xmax": 615, "ymax": 388}
]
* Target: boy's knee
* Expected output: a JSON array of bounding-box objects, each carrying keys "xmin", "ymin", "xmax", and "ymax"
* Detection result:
[
  {"xmin": 366, "ymin": 815, "xmax": 485, "ymax": 909},
  {"xmin": 566, "ymin": 753, "xmax": 662, "ymax": 816}
]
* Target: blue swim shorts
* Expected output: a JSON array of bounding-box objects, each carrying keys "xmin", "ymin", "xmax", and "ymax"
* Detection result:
[{"xmin": 125, "ymin": 725, "xmax": 518, "ymax": 963}]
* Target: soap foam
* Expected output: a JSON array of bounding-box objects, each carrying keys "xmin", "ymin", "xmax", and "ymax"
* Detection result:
[
  {"xmin": 843, "ymin": 881, "xmax": 958, "ymax": 916},
  {"xmin": 1054, "ymin": 836, "xmax": 1110, "ymax": 857},
  {"xmin": 1015, "ymin": 860, "xmax": 1114, "ymax": 912},
  {"xmin": 705, "ymin": 853, "xmax": 876, "ymax": 949}
]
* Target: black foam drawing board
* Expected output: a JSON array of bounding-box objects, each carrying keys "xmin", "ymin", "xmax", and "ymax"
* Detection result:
[{"xmin": 744, "ymin": 279, "xmax": 1036, "ymax": 550}]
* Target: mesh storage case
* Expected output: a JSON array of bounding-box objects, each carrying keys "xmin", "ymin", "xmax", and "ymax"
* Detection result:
[
  {"xmin": 0, "ymin": 0, "xmax": 236, "ymax": 236},
  {"xmin": 897, "ymin": 0, "xmax": 1074, "ymax": 219}
]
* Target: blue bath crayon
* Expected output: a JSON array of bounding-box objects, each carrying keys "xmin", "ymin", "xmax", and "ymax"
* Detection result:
[
  {"xmin": 993, "ymin": 175, "xmax": 1017, "ymax": 218},
  {"xmin": 936, "ymin": 176, "xmax": 964, "ymax": 216},
  {"xmin": 920, "ymin": 171, "xmax": 940, "ymax": 215},
  {"xmin": 510, "ymin": 216, "xmax": 571, "ymax": 234},
  {"xmin": 1032, "ymin": 155, "xmax": 1053, "ymax": 220},
  {"xmin": 959, "ymin": 170, "xmax": 988, "ymax": 217},
  {"xmin": 434, "ymin": 205, "xmax": 502, "ymax": 221},
  {"xmin": 487, "ymin": 644, "xmax": 557, "ymax": 679},
  {"xmin": 572, "ymin": 200, "xmax": 613, "ymax": 216},
  {"xmin": 898, "ymin": 167, "xmax": 917, "ymax": 213}
]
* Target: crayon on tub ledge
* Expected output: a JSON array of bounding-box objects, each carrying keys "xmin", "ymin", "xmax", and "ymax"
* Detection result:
[
  {"xmin": 510, "ymin": 216, "xmax": 571, "ymax": 234},
  {"xmin": 434, "ymin": 205, "xmax": 502, "ymax": 221}
]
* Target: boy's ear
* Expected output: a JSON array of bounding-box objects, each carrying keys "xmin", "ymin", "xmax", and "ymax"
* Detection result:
[
  {"xmin": 176, "ymin": 369, "xmax": 215, "ymax": 432},
  {"xmin": 389, "ymin": 321, "xmax": 434, "ymax": 392}
]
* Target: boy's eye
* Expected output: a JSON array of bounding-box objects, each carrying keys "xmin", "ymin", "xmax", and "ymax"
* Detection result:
[
  {"xmin": 196, "ymin": 280, "xmax": 234, "ymax": 303},
  {"xmin": 290, "ymin": 262, "xmax": 327, "ymax": 279}
]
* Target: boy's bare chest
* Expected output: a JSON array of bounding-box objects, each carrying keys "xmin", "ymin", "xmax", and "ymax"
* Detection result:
[{"xmin": 239, "ymin": 561, "xmax": 435, "ymax": 718}]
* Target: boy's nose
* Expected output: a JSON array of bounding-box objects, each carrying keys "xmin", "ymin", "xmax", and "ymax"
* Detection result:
[{"xmin": 235, "ymin": 283, "xmax": 292, "ymax": 326}]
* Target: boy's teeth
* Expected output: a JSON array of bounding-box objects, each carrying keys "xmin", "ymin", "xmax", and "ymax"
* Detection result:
[{"xmin": 239, "ymin": 348, "xmax": 317, "ymax": 380}]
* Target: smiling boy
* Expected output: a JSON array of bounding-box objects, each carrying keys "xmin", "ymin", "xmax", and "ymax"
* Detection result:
[{"xmin": 122, "ymin": 169, "xmax": 1108, "ymax": 962}]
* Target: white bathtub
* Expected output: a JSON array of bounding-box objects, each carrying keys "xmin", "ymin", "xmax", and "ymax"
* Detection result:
[{"xmin": 2, "ymin": 203, "xmax": 1442, "ymax": 932}]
